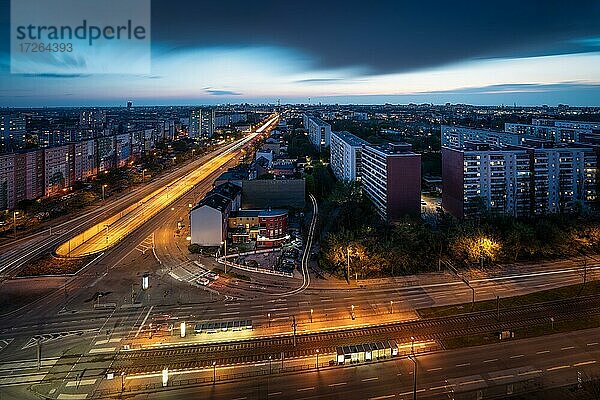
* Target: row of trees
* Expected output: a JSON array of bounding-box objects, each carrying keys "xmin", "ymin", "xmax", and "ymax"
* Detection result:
[{"xmin": 318, "ymin": 182, "xmax": 600, "ymax": 278}]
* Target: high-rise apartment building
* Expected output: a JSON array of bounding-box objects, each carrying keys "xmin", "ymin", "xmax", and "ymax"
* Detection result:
[
  {"xmin": 361, "ymin": 143, "xmax": 421, "ymax": 221},
  {"xmin": 330, "ymin": 131, "xmax": 369, "ymax": 181},
  {"xmin": 505, "ymin": 119, "xmax": 600, "ymax": 144},
  {"xmin": 190, "ymin": 108, "xmax": 215, "ymax": 139},
  {"xmin": 441, "ymin": 125, "xmax": 598, "ymax": 218},
  {"xmin": 0, "ymin": 114, "xmax": 26, "ymax": 152},
  {"xmin": 79, "ymin": 109, "xmax": 105, "ymax": 130},
  {"xmin": 303, "ymin": 114, "xmax": 331, "ymax": 152}
]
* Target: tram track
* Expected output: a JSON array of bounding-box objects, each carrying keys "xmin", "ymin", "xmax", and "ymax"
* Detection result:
[{"xmin": 107, "ymin": 294, "xmax": 600, "ymax": 374}]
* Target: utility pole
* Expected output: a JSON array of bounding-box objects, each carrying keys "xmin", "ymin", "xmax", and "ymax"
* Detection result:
[
  {"xmin": 408, "ymin": 354, "xmax": 417, "ymax": 400},
  {"xmin": 36, "ymin": 338, "xmax": 41, "ymax": 370},
  {"xmin": 347, "ymin": 247, "xmax": 351, "ymax": 284},
  {"xmin": 292, "ymin": 316, "xmax": 297, "ymax": 347},
  {"xmin": 13, "ymin": 211, "xmax": 19, "ymax": 238},
  {"xmin": 496, "ymin": 296, "xmax": 500, "ymax": 321}
]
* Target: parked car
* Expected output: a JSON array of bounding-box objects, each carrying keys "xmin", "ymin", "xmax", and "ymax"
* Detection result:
[
  {"xmin": 206, "ymin": 272, "xmax": 219, "ymax": 280},
  {"xmin": 197, "ymin": 277, "xmax": 210, "ymax": 286}
]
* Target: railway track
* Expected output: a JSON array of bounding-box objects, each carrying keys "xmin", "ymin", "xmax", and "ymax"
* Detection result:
[{"xmin": 109, "ymin": 295, "xmax": 600, "ymax": 374}]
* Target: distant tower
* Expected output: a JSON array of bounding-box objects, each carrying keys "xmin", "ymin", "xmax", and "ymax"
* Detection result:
[{"xmin": 127, "ymin": 100, "xmax": 133, "ymax": 109}]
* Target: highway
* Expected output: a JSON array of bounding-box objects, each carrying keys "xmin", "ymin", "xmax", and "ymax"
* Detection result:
[
  {"xmin": 0, "ymin": 115, "xmax": 276, "ymax": 276},
  {"xmin": 54, "ymin": 114, "xmax": 280, "ymax": 257}
]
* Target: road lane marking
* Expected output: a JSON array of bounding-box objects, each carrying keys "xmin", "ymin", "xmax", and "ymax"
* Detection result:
[
  {"xmin": 268, "ymin": 392, "xmax": 282, "ymax": 396},
  {"xmin": 536, "ymin": 350, "xmax": 550, "ymax": 354},
  {"xmin": 547, "ymin": 365, "xmax": 570, "ymax": 371},
  {"xmin": 460, "ymin": 379, "xmax": 484, "ymax": 386},
  {"xmin": 587, "ymin": 342, "xmax": 599, "ymax": 346},
  {"xmin": 362, "ymin": 377, "xmax": 379, "ymax": 382},
  {"xmin": 574, "ymin": 361, "xmax": 597, "ymax": 367},
  {"xmin": 483, "ymin": 359, "xmax": 498, "ymax": 363},
  {"xmin": 89, "ymin": 347, "xmax": 115, "ymax": 354},
  {"xmin": 57, "ymin": 395, "xmax": 88, "ymax": 400},
  {"xmin": 135, "ymin": 306, "xmax": 153, "ymax": 338},
  {"xmin": 369, "ymin": 395, "xmax": 395, "ymax": 399},
  {"xmin": 297, "ymin": 387, "xmax": 314, "ymax": 392},
  {"xmin": 399, "ymin": 389, "xmax": 426, "ymax": 396},
  {"xmin": 518, "ymin": 370, "xmax": 542, "ymax": 376},
  {"xmin": 490, "ymin": 375, "xmax": 513, "ymax": 380},
  {"xmin": 429, "ymin": 386, "xmax": 447, "ymax": 391},
  {"xmin": 561, "ymin": 346, "xmax": 575, "ymax": 351},
  {"xmin": 329, "ymin": 382, "xmax": 347, "ymax": 387},
  {"xmin": 510, "ymin": 354, "xmax": 525, "ymax": 359},
  {"xmin": 427, "ymin": 367, "xmax": 442, "ymax": 372},
  {"xmin": 66, "ymin": 379, "xmax": 97, "ymax": 387},
  {"xmin": 456, "ymin": 363, "xmax": 470, "ymax": 367}
]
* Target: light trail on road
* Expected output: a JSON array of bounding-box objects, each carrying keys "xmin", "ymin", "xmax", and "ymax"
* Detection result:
[{"xmin": 55, "ymin": 114, "xmax": 279, "ymax": 257}]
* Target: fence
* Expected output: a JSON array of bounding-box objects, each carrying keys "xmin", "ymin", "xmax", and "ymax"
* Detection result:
[{"xmin": 217, "ymin": 257, "xmax": 293, "ymax": 278}]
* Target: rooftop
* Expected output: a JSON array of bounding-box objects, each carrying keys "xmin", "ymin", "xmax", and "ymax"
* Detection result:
[
  {"xmin": 364, "ymin": 142, "xmax": 418, "ymax": 156},
  {"xmin": 192, "ymin": 181, "xmax": 241, "ymax": 212},
  {"xmin": 231, "ymin": 209, "xmax": 288, "ymax": 218},
  {"xmin": 332, "ymin": 131, "xmax": 369, "ymax": 147}
]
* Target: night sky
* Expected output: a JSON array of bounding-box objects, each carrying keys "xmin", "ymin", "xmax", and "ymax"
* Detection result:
[{"xmin": 1, "ymin": 0, "xmax": 600, "ymax": 106}]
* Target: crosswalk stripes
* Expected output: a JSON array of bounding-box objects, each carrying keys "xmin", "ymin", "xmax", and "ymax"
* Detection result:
[{"xmin": 135, "ymin": 234, "xmax": 154, "ymax": 254}]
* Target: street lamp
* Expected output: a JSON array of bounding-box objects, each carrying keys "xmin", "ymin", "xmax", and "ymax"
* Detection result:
[
  {"xmin": 120, "ymin": 372, "xmax": 126, "ymax": 394},
  {"xmin": 310, "ymin": 308, "xmax": 313, "ymax": 323},
  {"xmin": 13, "ymin": 211, "xmax": 19, "ymax": 238},
  {"xmin": 142, "ymin": 168, "xmax": 147, "ymax": 182},
  {"xmin": 269, "ymin": 355, "xmax": 272, "ymax": 374},
  {"xmin": 221, "ymin": 241, "xmax": 227, "ymax": 273},
  {"xmin": 316, "ymin": 349, "xmax": 319, "ymax": 369},
  {"xmin": 408, "ymin": 354, "xmax": 417, "ymax": 400},
  {"xmin": 268, "ymin": 313, "xmax": 271, "ymax": 328},
  {"xmin": 346, "ymin": 247, "xmax": 351, "ymax": 284},
  {"xmin": 410, "ymin": 336, "xmax": 415, "ymax": 354},
  {"xmin": 102, "ymin": 184, "xmax": 108, "ymax": 200},
  {"xmin": 390, "ymin": 300, "xmax": 393, "ymax": 314},
  {"xmin": 212, "ymin": 361, "xmax": 216, "ymax": 383}
]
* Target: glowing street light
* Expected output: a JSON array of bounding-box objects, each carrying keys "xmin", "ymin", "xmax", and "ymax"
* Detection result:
[
  {"xmin": 162, "ymin": 368, "xmax": 168, "ymax": 387},
  {"xmin": 411, "ymin": 336, "xmax": 415, "ymax": 354},
  {"xmin": 310, "ymin": 308, "xmax": 313, "ymax": 323},
  {"xmin": 316, "ymin": 349, "xmax": 320, "ymax": 369},
  {"xmin": 13, "ymin": 211, "xmax": 19, "ymax": 238},
  {"xmin": 390, "ymin": 300, "xmax": 393, "ymax": 314},
  {"xmin": 268, "ymin": 313, "xmax": 271, "ymax": 328},
  {"xmin": 102, "ymin": 184, "xmax": 108, "ymax": 200}
]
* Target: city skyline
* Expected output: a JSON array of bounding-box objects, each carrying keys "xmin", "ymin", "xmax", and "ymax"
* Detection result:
[{"xmin": 1, "ymin": 0, "xmax": 600, "ymax": 107}]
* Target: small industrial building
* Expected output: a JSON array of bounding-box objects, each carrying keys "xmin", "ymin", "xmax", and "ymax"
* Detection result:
[{"xmin": 189, "ymin": 182, "xmax": 241, "ymax": 246}]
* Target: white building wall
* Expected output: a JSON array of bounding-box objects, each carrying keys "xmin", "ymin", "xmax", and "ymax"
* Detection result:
[
  {"xmin": 330, "ymin": 131, "xmax": 363, "ymax": 181},
  {"xmin": 190, "ymin": 206, "xmax": 224, "ymax": 246}
]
